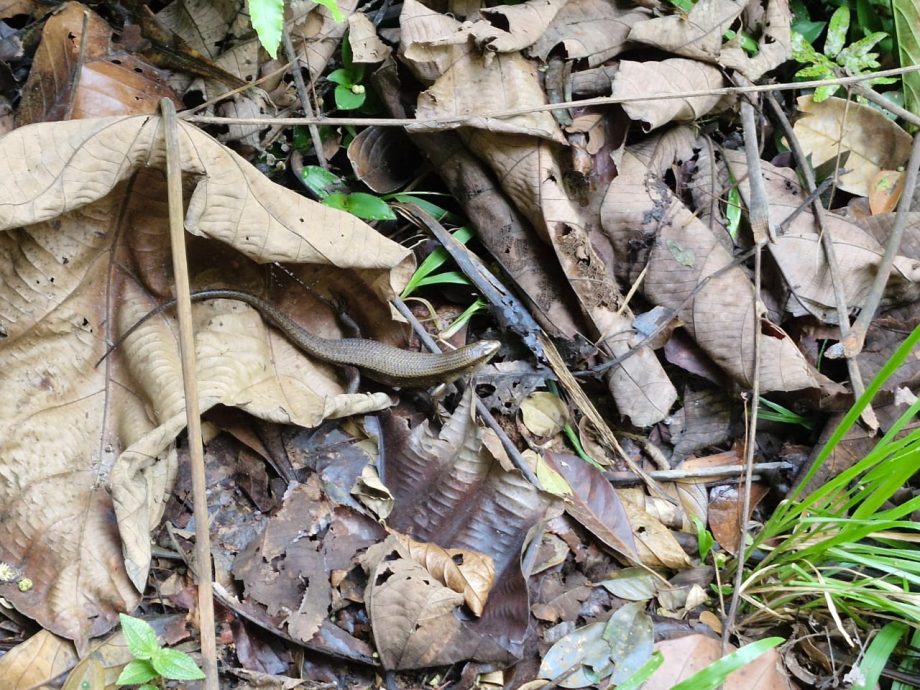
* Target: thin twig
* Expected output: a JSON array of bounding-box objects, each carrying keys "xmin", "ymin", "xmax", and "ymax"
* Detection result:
[
  {"xmin": 849, "ymin": 80, "xmax": 920, "ymax": 129},
  {"xmin": 765, "ymin": 92, "xmax": 875, "ymax": 427},
  {"xmin": 736, "ymin": 77, "xmax": 775, "ymax": 243},
  {"xmin": 282, "ymin": 24, "xmax": 328, "ymax": 169},
  {"xmin": 605, "ymin": 462, "xmax": 793, "ymax": 485},
  {"xmin": 843, "ymin": 133, "xmax": 920, "ymax": 356},
  {"xmin": 182, "ymin": 65, "xmax": 920, "ymax": 129},
  {"xmin": 160, "ymin": 98, "xmax": 219, "ymax": 688},
  {"xmin": 722, "ymin": 93, "xmax": 767, "ymax": 651}
]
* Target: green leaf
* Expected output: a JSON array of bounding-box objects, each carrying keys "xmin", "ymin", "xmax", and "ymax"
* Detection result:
[
  {"xmin": 791, "ymin": 31, "xmax": 824, "ymax": 63},
  {"xmin": 401, "ymin": 226, "xmax": 475, "ymax": 297},
  {"xmin": 119, "ymin": 614, "xmax": 160, "ymax": 661},
  {"xmin": 667, "ymin": 0, "xmax": 695, "ymax": 12},
  {"xmin": 671, "ymin": 637, "xmax": 784, "ymax": 690},
  {"xmin": 793, "ymin": 19, "xmax": 827, "ymax": 44},
  {"xmin": 439, "ymin": 297, "xmax": 487, "ymax": 339},
  {"xmin": 299, "ymin": 165, "xmax": 342, "ymax": 199},
  {"xmin": 894, "ymin": 0, "xmax": 920, "ymax": 117},
  {"xmin": 334, "ymin": 84, "xmax": 367, "ymax": 110},
  {"xmin": 690, "ymin": 515, "xmax": 715, "ymax": 560},
  {"xmin": 326, "ymin": 68, "xmax": 353, "ymax": 86},
  {"xmin": 814, "ymin": 83, "xmax": 840, "ymax": 102},
  {"xmin": 725, "ymin": 184, "xmax": 742, "ymax": 239},
  {"xmin": 116, "ymin": 659, "xmax": 159, "ymax": 686},
  {"xmin": 151, "ymin": 647, "xmax": 206, "ymax": 681},
  {"xmin": 386, "ymin": 194, "xmax": 457, "ymax": 223},
  {"xmin": 313, "ymin": 0, "xmax": 345, "ymax": 21},
  {"xmin": 795, "ymin": 63, "xmax": 834, "ymax": 79},
  {"xmin": 413, "ymin": 271, "xmax": 473, "ymax": 289},
  {"xmin": 825, "ymin": 5, "xmax": 850, "ymax": 58},
  {"xmin": 323, "ymin": 192, "xmax": 396, "ymax": 221},
  {"xmin": 853, "ymin": 622, "xmax": 908, "ymax": 690},
  {"xmin": 249, "ymin": 0, "xmax": 284, "ymax": 59}
]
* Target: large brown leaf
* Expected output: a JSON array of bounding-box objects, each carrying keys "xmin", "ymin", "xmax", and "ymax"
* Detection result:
[
  {"xmin": 601, "ymin": 130, "xmax": 831, "ymax": 393},
  {"xmin": 0, "ymin": 115, "xmax": 413, "ymax": 645},
  {"xmin": 378, "ymin": 389, "xmax": 554, "ymax": 665}
]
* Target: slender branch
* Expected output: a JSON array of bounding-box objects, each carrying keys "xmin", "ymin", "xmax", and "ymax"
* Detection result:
[
  {"xmin": 282, "ymin": 24, "xmax": 328, "ymax": 169},
  {"xmin": 160, "ymin": 98, "xmax": 219, "ymax": 688},
  {"xmin": 181, "ymin": 65, "xmax": 920, "ymax": 128}
]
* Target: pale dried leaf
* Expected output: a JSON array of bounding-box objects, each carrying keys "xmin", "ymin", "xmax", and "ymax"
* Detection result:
[
  {"xmin": 643, "ymin": 635, "xmax": 797, "ymax": 689},
  {"xmin": 468, "ymin": 0, "xmax": 567, "ymax": 53},
  {"xmin": 793, "ymin": 95, "xmax": 912, "ymax": 197},
  {"xmin": 521, "ymin": 391, "xmax": 569, "ymax": 437},
  {"xmin": 0, "ymin": 630, "xmax": 78, "ymax": 688},
  {"xmin": 620, "ymin": 492, "xmax": 692, "ymax": 569},
  {"xmin": 399, "ymin": 0, "xmax": 469, "ymax": 84},
  {"xmin": 602, "ymin": 143, "xmax": 829, "ymax": 392},
  {"xmin": 0, "ymin": 116, "xmax": 412, "ymax": 645},
  {"xmin": 463, "ymin": 131, "xmax": 676, "ymax": 425},
  {"xmin": 394, "ymin": 532, "xmax": 496, "ymax": 617},
  {"xmin": 628, "ymin": 0, "xmax": 745, "ymax": 61},
  {"xmin": 720, "ymin": 0, "xmax": 791, "ymax": 80},
  {"xmin": 612, "ymin": 59, "xmax": 726, "ymax": 131},
  {"xmin": 724, "ymin": 149, "xmax": 920, "ymax": 320},
  {"xmin": 414, "ymin": 51, "xmax": 564, "ymax": 140},
  {"xmin": 529, "ymin": 0, "xmax": 651, "ymax": 66},
  {"xmin": 349, "ymin": 12, "xmax": 392, "ymax": 63}
]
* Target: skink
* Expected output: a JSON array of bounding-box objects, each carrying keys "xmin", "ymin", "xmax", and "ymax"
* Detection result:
[{"xmin": 104, "ymin": 288, "xmax": 500, "ymax": 388}]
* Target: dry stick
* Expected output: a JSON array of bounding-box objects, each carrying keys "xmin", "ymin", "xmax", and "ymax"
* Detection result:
[
  {"xmin": 389, "ymin": 295, "xmax": 540, "ymax": 487},
  {"xmin": 159, "ymin": 98, "xmax": 219, "ymax": 688},
  {"xmin": 843, "ymin": 133, "xmax": 920, "ymax": 357},
  {"xmin": 850, "ymin": 80, "xmax": 920, "ymax": 129},
  {"xmin": 282, "ymin": 25, "xmax": 328, "ymax": 169},
  {"xmin": 765, "ymin": 93, "xmax": 875, "ymax": 427},
  {"xmin": 604, "ymin": 462, "xmax": 793, "ymax": 485},
  {"xmin": 182, "ymin": 65, "xmax": 920, "ymax": 129},
  {"xmin": 722, "ymin": 93, "xmax": 767, "ymax": 654}
]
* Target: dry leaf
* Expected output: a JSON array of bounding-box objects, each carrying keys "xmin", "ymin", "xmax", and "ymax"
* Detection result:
[
  {"xmin": 612, "ymin": 58, "xmax": 726, "ymax": 131},
  {"xmin": 0, "ymin": 630, "xmax": 78, "ymax": 688},
  {"xmin": 0, "ymin": 115, "xmax": 412, "ymax": 645},
  {"xmin": 363, "ymin": 536, "xmax": 466, "ymax": 670},
  {"xmin": 643, "ymin": 635, "xmax": 798, "ymax": 689},
  {"xmin": 521, "ymin": 391, "xmax": 569, "ymax": 436},
  {"xmin": 394, "ymin": 532, "xmax": 496, "ymax": 616},
  {"xmin": 793, "ymin": 95, "xmax": 912, "ymax": 197},
  {"xmin": 17, "ymin": 2, "xmax": 179, "ymax": 124}
]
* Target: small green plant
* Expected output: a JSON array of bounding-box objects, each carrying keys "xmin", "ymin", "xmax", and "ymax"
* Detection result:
[
  {"xmin": 757, "ymin": 397, "xmax": 815, "ymax": 429},
  {"xmin": 327, "ymin": 42, "xmax": 367, "ymax": 111},
  {"xmin": 791, "ymin": 6, "xmax": 895, "ymax": 102},
  {"xmin": 116, "ymin": 614, "xmax": 205, "ymax": 689}
]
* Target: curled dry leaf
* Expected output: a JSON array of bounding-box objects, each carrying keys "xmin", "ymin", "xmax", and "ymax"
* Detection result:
[
  {"xmin": 793, "ymin": 95, "xmax": 912, "ymax": 197},
  {"xmin": 612, "ymin": 59, "xmax": 726, "ymax": 132},
  {"xmin": 528, "ymin": 0, "xmax": 651, "ymax": 66},
  {"xmin": 393, "ymin": 532, "xmax": 496, "ymax": 617},
  {"xmin": 363, "ymin": 536, "xmax": 467, "ymax": 670},
  {"xmin": 0, "ymin": 115, "xmax": 412, "ymax": 645},
  {"xmin": 468, "ymin": 0, "xmax": 568, "ymax": 53},
  {"xmin": 521, "ymin": 391, "xmax": 569, "ymax": 437},
  {"xmin": 628, "ymin": 0, "xmax": 745, "ymax": 62}
]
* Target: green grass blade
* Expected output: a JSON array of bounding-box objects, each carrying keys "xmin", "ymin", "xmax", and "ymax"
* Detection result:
[{"xmin": 852, "ymin": 622, "xmax": 908, "ymax": 690}]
